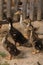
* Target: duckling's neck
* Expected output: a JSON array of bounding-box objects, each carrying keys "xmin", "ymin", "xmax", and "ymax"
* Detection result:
[
  {"xmin": 20, "ymin": 14, "xmax": 23, "ymax": 24},
  {"xmin": 2, "ymin": 35, "xmax": 7, "ymax": 43},
  {"xmin": 9, "ymin": 23, "xmax": 13, "ymax": 30},
  {"xmin": 2, "ymin": 37, "xmax": 6, "ymax": 43}
]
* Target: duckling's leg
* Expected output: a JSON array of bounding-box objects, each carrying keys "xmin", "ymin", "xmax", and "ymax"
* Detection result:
[
  {"xmin": 10, "ymin": 55, "xmax": 12, "ymax": 60},
  {"xmin": 32, "ymin": 48, "xmax": 40, "ymax": 54},
  {"xmin": 5, "ymin": 54, "xmax": 12, "ymax": 60},
  {"xmin": 32, "ymin": 42, "xmax": 40, "ymax": 54}
]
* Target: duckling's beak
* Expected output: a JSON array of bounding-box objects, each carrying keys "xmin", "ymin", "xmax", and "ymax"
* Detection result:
[
  {"xmin": 15, "ymin": 11, "xmax": 20, "ymax": 15},
  {"xmin": 15, "ymin": 11, "xmax": 23, "ymax": 15}
]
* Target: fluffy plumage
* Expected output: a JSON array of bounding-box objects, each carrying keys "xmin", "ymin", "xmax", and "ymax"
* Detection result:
[
  {"xmin": 2, "ymin": 35, "xmax": 20, "ymax": 59},
  {"xmin": 35, "ymin": 39, "xmax": 43, "ymax": 50},
  {"xmin": 8, "ymin": 17, "xmax": 28, "ymax": 46}
]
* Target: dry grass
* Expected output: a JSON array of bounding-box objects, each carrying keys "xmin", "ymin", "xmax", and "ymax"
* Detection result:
[
  {"xmin": 0, "ymin": 61, "xmax": 10, "ymax": 65},
  {"xmin": 0, "ymin": 51, "xmax": 7, "ymax": 58}
]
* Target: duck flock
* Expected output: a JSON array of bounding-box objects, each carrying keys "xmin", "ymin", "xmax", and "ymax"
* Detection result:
[{"xmin": 0, "ymin": 1, "xmax": 43, "ymax": 60}]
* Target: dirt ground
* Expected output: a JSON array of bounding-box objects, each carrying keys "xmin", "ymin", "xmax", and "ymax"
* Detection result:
[{"xmin": 0, "ymin": 21, "xmax": 43, "ymax": 65}]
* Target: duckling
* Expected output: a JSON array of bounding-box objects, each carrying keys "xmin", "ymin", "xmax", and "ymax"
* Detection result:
[
  {"xmin": 15, "ymin": 9, "xmax": 23, "ymax": 27},
  {"xmin": 7, "ymin": 17, "xmax": 28, "ymax": 46},
  {"xmin": 2, "ymin": 33, "xmax": 20, "ymax": 60}
]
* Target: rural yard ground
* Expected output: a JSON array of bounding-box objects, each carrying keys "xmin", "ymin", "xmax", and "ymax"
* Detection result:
[{"xmin": 0, "ymin": 21, "xmax": 43, "ymax": 65}]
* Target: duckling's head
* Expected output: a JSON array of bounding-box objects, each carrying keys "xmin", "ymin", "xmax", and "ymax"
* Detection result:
[
  {"xmin": 15, "ymin": 9, "xmax": 23, "ymax": 15},
  {"xmin": 25, "ymin": 16, "xmax": 29, "ymax": 19},
  {"xmin": 18, "ymin": 1, "xmax": 23, "ymax": 5}
]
